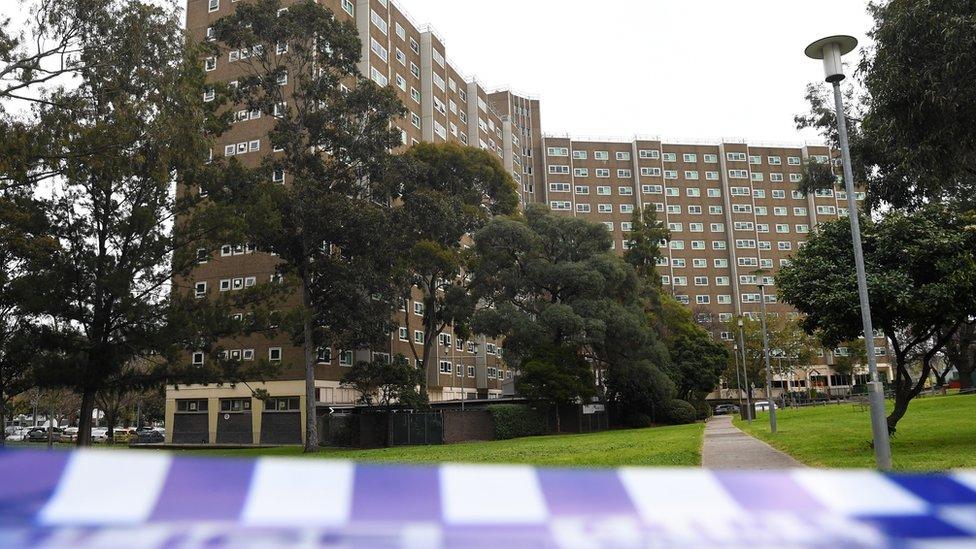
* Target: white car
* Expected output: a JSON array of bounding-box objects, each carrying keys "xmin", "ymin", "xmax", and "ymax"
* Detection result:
[
  {"xmin": 5, "ymin": 427, "xmax": 29, "ymax": 442},
  {"xmin": 754, "ymin": 401, "xmax": 778, "ymax": 412},
  {"xmin": 90, "ymin": 428, "xmax": 109, "ymax": 443}
]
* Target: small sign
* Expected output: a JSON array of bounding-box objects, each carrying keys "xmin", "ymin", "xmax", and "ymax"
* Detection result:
[{"xmin": 582, "ymin": 404, "xmax": 605, "ymax": 415}]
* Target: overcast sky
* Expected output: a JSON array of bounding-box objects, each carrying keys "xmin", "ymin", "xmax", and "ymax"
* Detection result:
[{"xmin": 399, "ymin": 0, "xmax": 875, "ymax": 145}]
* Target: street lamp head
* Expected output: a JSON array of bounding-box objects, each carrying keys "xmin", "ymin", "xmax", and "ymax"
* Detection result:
[{"xmin": 805, "ymin": 35, "xmax": 858, "ymax": 83}]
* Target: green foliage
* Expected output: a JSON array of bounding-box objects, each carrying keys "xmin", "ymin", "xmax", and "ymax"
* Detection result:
[
  {"xmin": 472, "ymin": 205, "xmax": 669, "ymax": 411},
  {"xmin": 391, "ymin": 142, "xmax": 518, "ymax": 390},
  {"xmin": 214, "ymin": 0, "xmax": 407, "ymax": 450},
  {"xmin": 604, "ymin": 359, "xmax": 675, "ymax": 423},
  {"xmin": 658, "ymin": 295, "xmax": 728, "ymax": 403},
  {"xmin": 515, "ymin": 345, "xmax": 596, "ymax": 407},
  {"xmin": 340, "ymin": 355, "xmax": 427, "ymax": 410},
  {"xmin": 487, "ymin": 404, "xmax": 548, "ymax": 440},
  {"xmin": 623, "ymin": 205, "xmax": 670, "ymax": 284},
  {"xmin": 1, "ymin": 0, "xmax": 263, "ymax": 445},
  {"xmin": 797, "ymin": 158, "xmax": 839, "ymax": 195},
  {"xmin": 662, "ymin": 399, "xmax": 698, "ymax": 425},
  {"xmin": 858, "ymin": 0, "xmax": 976, "ymax": 211},
  {"xmin": 778, "ymin": 206, "xmax": 976, "ymax": 431}
]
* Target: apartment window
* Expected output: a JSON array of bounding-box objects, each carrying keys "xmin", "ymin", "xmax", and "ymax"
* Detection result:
[
  {"xmin": 662, "ymin": 152, "xmax": 676, "ymax": 162},
  {"xmin": 549, "ymin": 201, "xmax": 572, "ymax": 211},
  {"xmin": 594, "ymin": 151, "xmax": 609, "ymax": 160},
  {"xmin": 713, "ymin": 241, "xmax": 727, "ymax": 250},
  {"xmin": 576, "ymin": 204, "xmax": 591, "ymax": 213},
  {"xmin": 778, "ymin": 241, "xmax": 793, "ymax": 251},
  {"xmin": 339, "ymin": 351, "xmax": 353, "ymax": 366},
  {"xmin": 749, "ymin": 155, "xmax": 762, "ymax": 165},
  {"xmin": 316, "ymin": 347, "xmax": 332, "ymax": 364},
  {"xmin": 414, "ymin": 330, "xmax": 425, "ymax": 344},
  {"xmin": 549, "ymin": 183, "xmax": 571, "ymax": 193},
  {"xmin": 548, "ymin": 165, "xmax": 570, "ymax": 175},
  {"xmin": 668, "ymin": 223, "xmax": 683, "ymax": 232},
  {"xmin": 751, "ymin": 172, "xmax": 764, "ymax": 182},
  {"xmin": 642, "ymin": 184, "xmax": 662, "ymax": 194},
  {"xmin": 574, "ymin": 185, "xmax": 590, "ymax": 195},
  {"xmin": 398, "ymin": 327, "xmax": 408, "ymax": 341},
  {"xmin": 208, "ymin": 0, "xmax": 219, "ymax": 12},
  {"xmin": 413, "ymin": 301, "xmax": 424, "ymax": 316},
  {"xmin": 691, "ymin": 240, "xmax": 706, "ymax": 250},
  {"xmin": 704, "ymin": 154, "xmax": 718, "ymax": 163},
  {"xmin": 667, "ymin": 205, "xmax": 681, "ymax": 214},
  {"xmin": 598, "ymin": 204, "xmax": 612, "ymax": 213},
  {"xmin": 693, "ymin": 259, "xmax": 707, "ymax": 268},
  {"xmin": 696, "ymin": 295, "xmax": 711, "ymax": 304},
  {"xmin": 710, "ymin": 222, "xmax": 725, "ymax": 232},
  {"xmin": 790, "ymin": 173, "xmax": 802, "ymax": 183},
  {"xmin": 673, "ymin": 276, "xmax": 687, "ymax": 286},
  {"xmin": 548, "ymin": 147, "xmax": 569, "ymax": 156},
  {"xmin": 729, "ymin": 170, "xmax": 748, "ymax": 179},
  {"xmin": 664, "ymin": 170, "xmax": 678, "ymax": 180},
  {"xmin": 716, "ymin": 276, "xmax": 730, "ymax": 286},
  {"xmin": 618, "ymin": 186, "xmax": 633, "ymax": 196},
  {"xmin": 776, "ymin": 224, "xmax": 790, "ymax": 233},
  {"xmin": 617, "ymin": 169, "xmax": 632, "ymax": 178},
  {"xmin": 685, "ymin": 171, "xmax": 699, "ymax": 180},
  {"xmin": 673, "ymin": 258, "xmax": 686, "ymax": 268},
  {"xmin": 194, "ymin": 282, "xmax": 207, "ymax": 299},
  {"xmin": 727, "ymin": 152, "xmax": 747, "ymax": 162},
  {"xmin": 794, "ymin": 207, "xmax": 808, "ymax": 216},
  {"xmin": 768, "ymin": 156, "xmax": 782, "ymax": 165},
  {"xmin": 596, "ymin": 169, "xmax": 611, "ymax": 178},
  {"xmin": 616, "ymin": 151, "xmax": 631, "ymax": 161},
  {"xmin": 705, "ymin": 171, "xmax": 719, "ymax": 181},
  {"xmin": 770, "ymin": 173, "xmax": 784, "ymax": 183},
  {"xmin": 269, "ymin": 347, "xmax": 282, "ymax": 362},
  {"xmin": 639, "ymin": 149, "xmax": 660, "ymax": 159},
  {"xmin": 620, "ymin": 204, "xmax": 634, "ymax": 213},
  {"xmin": 340, "ymin": 0, "xmax": 354, "ymax": 15},
  {"xmin": 796, "ymin": 224, "xmax": 810, "ymax": 233},
  {"xmin": 714, "ymin": 259, "xmax": 729, "ymax": 268},
  {"xmin": 204, "ymin": 57, "xmax": 216, "ymax": 71},
  {"xmin": 574, "ymin": 168, "xmax": 588, "ymax": 177},
  {"xmin": 573, "ymin": 150, "xmax": 588, "ymax": 160},
  {"xmin": 683, "ymin": 153, "xmax": 698, "ymax": 163},
  {"xmin": 694, "ymin": 276, "xmax": 709, "ymax": 286},
  {"xmin": 597, "ymin": 186, "xmax": 611, "ymax": 195},
  {"xmin": 688, "ymin": 205, "xmax": 703, "ymax": 214},
  {"xmin": 772, "ymin": 190, "xmax": 786, "ymax": 199},
  {"xmin": 641, "ymin": 167, "xmax": 662, "ymax": 177}
]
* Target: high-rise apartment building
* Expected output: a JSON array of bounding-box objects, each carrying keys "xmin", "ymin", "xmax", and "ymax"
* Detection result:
[{"xmin": 168, "ymin": 0, "xmax": 888, "ymax": 444}]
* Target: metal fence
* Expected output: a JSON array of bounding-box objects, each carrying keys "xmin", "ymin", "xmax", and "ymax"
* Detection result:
[{"xmin": 388, "ymin": 412, "xmax": 443, "ymax": 446}]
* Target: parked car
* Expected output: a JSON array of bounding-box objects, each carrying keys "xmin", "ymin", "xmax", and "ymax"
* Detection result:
[
  {"xmin": 90, "ymin": 428, "xmax": 108, "ymax": 443},
  {"xmin": 62, "ymin": 427, "xmax": 79, "ymax": 442},
  {"xmin": 754, "ymin": 401, "xmax": 778, "ymax": 412},
  {"xmin": 113, "ymin": 428, "xmax": 137, "ymax": 443},
  {"xmin": 134, "ymin": 430, "xmax": 164, "ymax": 444},
  {"xmin": 5, "ymin": 427, "xmax": 29, "ymax": 442},
  {"xmin": 26, "ymin": 427, "xmax": 63, "ymax": 443},
  {"xmin": 714, "ymin": 404, "xmax": 740, "ymax": 415}
]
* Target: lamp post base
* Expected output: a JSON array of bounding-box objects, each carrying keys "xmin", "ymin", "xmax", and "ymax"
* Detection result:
[{"xmin": 867, "ymin": 381, "xmax": 892, "ymax": 470}]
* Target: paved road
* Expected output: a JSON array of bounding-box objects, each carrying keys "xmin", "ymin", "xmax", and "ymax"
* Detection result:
[{"xmin": 701, "ymin": 415, "xmax": 804, "ymax": 469}]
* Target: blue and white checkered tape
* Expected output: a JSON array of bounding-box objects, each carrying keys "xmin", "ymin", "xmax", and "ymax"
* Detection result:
[{"xmin": 2, "ymin": 449, "xmax": 976, "ymax": 548}]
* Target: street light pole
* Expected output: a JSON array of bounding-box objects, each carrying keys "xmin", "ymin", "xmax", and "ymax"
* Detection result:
[
  {"xmin": 758, "ymin": 283, "xmax": 777, "ymax": 433},
  {"xmin": 737, "ymin": 317, "xmax": 753, "ymax": 421},
  {"xmin": 733, "ymin": 344, "xmax": 745, "ymax": 412},
  {"xmin": 805, "ymin": 36, "xmax": 892, "ymax": 470}
]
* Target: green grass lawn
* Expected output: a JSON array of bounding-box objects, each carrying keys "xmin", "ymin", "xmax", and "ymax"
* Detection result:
[
  {"xmin": 734, "ymin": 394, "xmax": 976, "ymax": 470},
  {"xmin": 173, "ymin": 423, "xmax": 705, "ymax": 468}
]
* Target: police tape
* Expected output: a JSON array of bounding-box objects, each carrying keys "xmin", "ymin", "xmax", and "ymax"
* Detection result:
[{"xmin": 2, "ymin": 449, "xmax": 976, "ymax": 548}]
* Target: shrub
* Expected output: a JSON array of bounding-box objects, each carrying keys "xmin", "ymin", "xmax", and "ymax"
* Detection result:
[
  {"xmin": 691, "ymin": 399, "xmax": 712, "ymax": 421},
  {"xmin": 624, "ymin": 412, "xmax": 653, "ymax": 428},
  {"xmin": 663, "ymin": 399, "xmax": 698, "ymax": 425},
  {"xmin": 488, "ymin": 404, "xmax": 548, "ymax": 440}
]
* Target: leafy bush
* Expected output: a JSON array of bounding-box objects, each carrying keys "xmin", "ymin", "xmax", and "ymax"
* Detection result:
[
  {"xmin": 488, "ymin": 404, "xmax": 548, "ymax": 440},
  {"xmin": 662, "ymin": 399, "xmax": 698, "ymax": 425},
  {"xmin": 624, "ymin": 412, "xmax": 653, "ymax": 428},
  {"xmin": 691, "ymin": 399, "xmax": 712, "ymax": 421}
]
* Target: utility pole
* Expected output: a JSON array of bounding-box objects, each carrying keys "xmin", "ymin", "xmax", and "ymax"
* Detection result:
[{"xmin": 758, "ymin": 283, "xmax": 777, "ymax": 433}]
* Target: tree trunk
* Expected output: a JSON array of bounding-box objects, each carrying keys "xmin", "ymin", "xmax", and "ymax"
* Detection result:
[
  {"xmin": 76, "ymin": 388, "xmax": 96, "ymax": 447},
  {"xmin": 1, "ymin": 397, "xmax": 6, "ymax": 448},
  {"xmin": 106, "ymin": 411, "xmax": 116, "ymax": 443},
  {"xmin": 301, "ymin": 274, "xmax": 318, "ymax": 453}
]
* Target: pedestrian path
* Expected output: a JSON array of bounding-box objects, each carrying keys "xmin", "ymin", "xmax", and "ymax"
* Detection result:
[{"xmin": 701, "ymin": 415, "xmax": 804, "ymax": 469}]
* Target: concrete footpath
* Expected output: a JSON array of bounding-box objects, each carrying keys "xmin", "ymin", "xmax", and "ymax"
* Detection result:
[{"xmin": 701, "ymin": 415, "xmax": 804, "ymax": 469}]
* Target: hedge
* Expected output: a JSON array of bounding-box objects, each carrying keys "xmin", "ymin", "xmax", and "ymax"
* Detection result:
[{"xmin": 487, "ymin": 404, "xmax": 548, "ymax": 440}]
